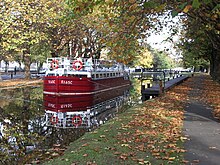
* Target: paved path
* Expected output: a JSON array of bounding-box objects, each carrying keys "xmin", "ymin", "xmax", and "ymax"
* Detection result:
[
  {"xmin": 0, "ymin": 72, "xmax": 44, "ymax": 80},
  {"xmin": 183, "ymin": 75, "xmax": 220, "ymax": 165},
  {"xmin": 0, "ymin": 72, "xmax": 25, "ymax": 80}
]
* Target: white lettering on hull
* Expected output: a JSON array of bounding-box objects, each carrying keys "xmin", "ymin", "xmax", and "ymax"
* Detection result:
[
  {"xmin": 48, "ymin": 80, "xmax": 55, "ymax": 84},
  {"xmin": 61, "ymin": 80, "xmax": 73, "ymax": 85},
  {"xmin": 48, "ymin": 103, "xmax": 55, "ymax": 108},
  {"xmin": 61, "ymin": 104, "xmax": 73, "ymax": 108}
]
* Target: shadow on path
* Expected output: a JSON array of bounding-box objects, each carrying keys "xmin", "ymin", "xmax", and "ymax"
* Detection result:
[{"xmin": 183, "ymin": 74, "xmax": 220, "ymax": 165}]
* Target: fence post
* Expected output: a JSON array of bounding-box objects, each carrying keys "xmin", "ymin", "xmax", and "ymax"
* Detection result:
[
  {"xmin": 141, "ymin": 85, "xmax": 145, "ymax": 91},
  {"xmin": 159, "ymin": 80, "xmax": 164, "ymax": 95}
]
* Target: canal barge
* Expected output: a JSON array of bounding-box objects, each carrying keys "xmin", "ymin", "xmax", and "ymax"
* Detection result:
[
  {"xmin": 43, "ymin": 57, "xmax": 131, "ymax": 128},
  {"xmin": 43, "ymin": 57, "xmax": 130, "ymax": 98}
]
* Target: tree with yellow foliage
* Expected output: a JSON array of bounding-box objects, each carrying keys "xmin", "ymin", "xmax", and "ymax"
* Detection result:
[
  {"xmin": 0, "ymin": 0, "xmax": 65, "ymax": 79},
  {"xmin": 134, "ymin": 48, "xmax": 153, "ymax": 68}
]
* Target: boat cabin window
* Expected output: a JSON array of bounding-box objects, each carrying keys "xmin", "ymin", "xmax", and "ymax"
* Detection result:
[
  {"xmin": 74, "ymin": 75, "xmax": 87, "ymax": 78},
  {"xmin": 64, "ymin": 74, "xmax": 87, "ymax": 78},
  {"xmin": 47, "ymin": 73, "xmax": 55, "ymax": 76},
  {"xmin": 91, "ymin": 71, "xmax": 123, "ymax": 80}
]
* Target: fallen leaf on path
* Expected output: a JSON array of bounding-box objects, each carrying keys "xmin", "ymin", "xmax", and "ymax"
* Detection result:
[
  {"xmin": 193, "ymin": 159, "xmax": 200, "ymax": 163},
  {"xmin": 209, "ymin": 146, "xmax": 217, "ymax": 150},
  {"xmin": 114, "ymin": 151, "xmax": 121, "ymax": 155},
  {"xmin": 83, "ymin": 154, "xmax": 88, "ymax": 157},
  {"xmin": 119, "ymin": 154, "xmax": 128, "ymax": 160},
  {"xmin": 82, "ymin": 143, "xmax": 89, "ymax": 147}
]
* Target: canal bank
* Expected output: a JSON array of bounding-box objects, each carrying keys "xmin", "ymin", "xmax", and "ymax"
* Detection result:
[{"xmin": 0, "ymin": 78, "xmax": 42, "ymax": 89}]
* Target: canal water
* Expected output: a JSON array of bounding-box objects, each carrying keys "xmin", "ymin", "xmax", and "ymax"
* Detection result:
[{"xmin": 0, "ymin": 83, "xmax": 140, "ymax": 164}]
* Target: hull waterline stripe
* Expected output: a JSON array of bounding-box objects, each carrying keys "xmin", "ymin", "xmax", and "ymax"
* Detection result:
[{"xmin": 43, "ymin": 83, "xmax": 130, "ymax": 96}]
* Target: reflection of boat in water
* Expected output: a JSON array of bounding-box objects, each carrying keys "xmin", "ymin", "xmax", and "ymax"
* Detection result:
[
  {"xmin": 44, "ymin": 91, "xmax": 130, "ymax": 128},
  {"xmin": 44, "ymin": 84, "xmax": 130, "ymax": 112},
  {"xmin": 43, "ymin": 57, "xmax": 131, "ymax": 128}
]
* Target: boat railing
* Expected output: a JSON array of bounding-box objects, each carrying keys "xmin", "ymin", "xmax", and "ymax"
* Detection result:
[{"xmin": 46, "ymin": 57, "xmax": 125, "ymax": 73}]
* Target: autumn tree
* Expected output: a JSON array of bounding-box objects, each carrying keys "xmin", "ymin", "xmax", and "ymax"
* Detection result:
[
  {"xmin": 0, "ymin": 0, "xmax": 64, "ymax": 79},
  {"xmin": 65, "ymin": 0, "xmax": 168, "ymax": 64},
  {"xmin": 134, "ymin": 47, "xmax": 153, "ymax": 68},
  {"xmin": 166, "ymin": 0, "xmax": 220, "ymax": 80},
  {"xmin": 66, "ymin": 16, "xmax": 104, "ymax": 59}
]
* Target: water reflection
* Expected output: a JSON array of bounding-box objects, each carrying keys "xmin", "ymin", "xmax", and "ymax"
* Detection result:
[
  {"xmin": 0, "ymin": 85, "xmax": 132, "ymax": 164},
  {"xmin": 44, "ymin": 88, "xmax": 130, "ymax": 129},
  {"xmin": 0, "ymin": 86, "xmax": 44, "ymax": 164}
]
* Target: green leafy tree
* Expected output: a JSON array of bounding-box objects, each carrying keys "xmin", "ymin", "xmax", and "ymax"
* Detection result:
[
  {"xmin": 167, "ymin": 0, "xmax": 220, "ymax": 80},
  {"xmin": 179, "ymin": 28, "xmax": 211, "ymax": 71},
  {"xmin": 152, "ymin": 49, "xmax": 175, "ymax": 69},
  {"xmin": 30, "ymin": 42, "xmax": 51, "ymax": 72}
]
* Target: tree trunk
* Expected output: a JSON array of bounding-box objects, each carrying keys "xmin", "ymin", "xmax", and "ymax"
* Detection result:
[
  {"xmin": 210, "ymin": 48, "xmax": 220, "ymax": 82},
  {"xmin": 23, "ymin": 51, "xmax": 31, "ymax": 80},
  {"xmin": 37, "ymin": 62, "xmax": 43, "ymax": 74}
]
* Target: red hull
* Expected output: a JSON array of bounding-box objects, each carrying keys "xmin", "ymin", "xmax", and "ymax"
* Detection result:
[{"xmin": 43, "ymin": 76, "xmax": 130, "ymax": 95}]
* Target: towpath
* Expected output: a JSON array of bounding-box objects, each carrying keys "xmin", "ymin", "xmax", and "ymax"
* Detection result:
[
  {"xmin": 183, "ymin": 74, "xmax": 220, "ymax": 165},
  {"xmin": 0, "ymin": 72, "xmax": 25, "ymax": 80}
]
